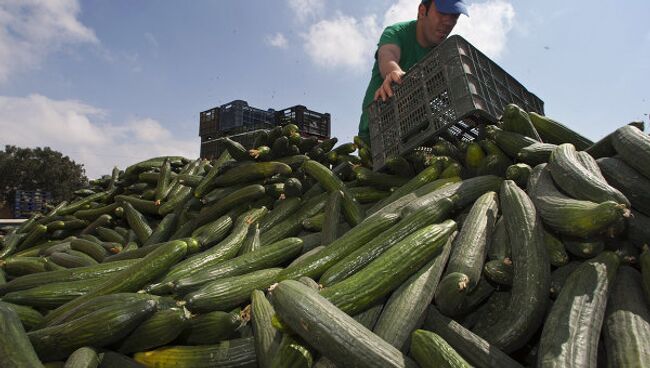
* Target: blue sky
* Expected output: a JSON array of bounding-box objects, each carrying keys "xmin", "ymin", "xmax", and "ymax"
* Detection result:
[{"xmin": 0, "ymin": 0, "xmax": 648, "ymax": 178}]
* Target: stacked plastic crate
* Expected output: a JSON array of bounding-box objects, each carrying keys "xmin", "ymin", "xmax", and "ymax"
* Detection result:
[{"xmin": 14, "ymin": 190, "xmax": 51, "ymax": 218}]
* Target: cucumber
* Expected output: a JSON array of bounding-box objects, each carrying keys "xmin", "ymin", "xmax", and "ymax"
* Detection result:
[
  {"xmin": 48, "ymin": 250, "xmax": 98, "ymax": 268},
  {"xmin": 517, "ymin": 143, "xmax": 557, "ymax": 166},
  {"xmin": 423, "ymin": 306, "xmax": 523, "ymax": 368},
  {"xmin": 29, "ymin": 298, "xmax": 158, "ymax": 360},
  {"xmin": 191, "ymin": 213, "xmax": 234, "ymax": 249},
  {"xmin": 133, "ymin": 337, "xmax": 257, "ymax": 368},
  {"xmin": 0, "ymin": 301, "xmax": 44, "ymax": 331},
  {"xmin": 238, "ymin": 223, "xmax": 261, "ymax": 256},
  {"xmin": 548, "ymin": 144, "xmax": 630, "ymax": 207},
  {"xmin": 118, "ymin": 307, "xmax": 190, "ymax": 354},
  {"xmin": 260, "ymin": 193, "xmax": 327, "ymax": 245},
  {"xmin": 483, "ymin": 258, "xmax": 513, "ymax": 286},
  {"xmin": 642, "ymin": 246, "xmax": 650, "ymax": 304},
  {"xmin": 270, "ymin": 334, "xmax": 315, "ymax": 368},
  {"xmin": 184, "ymin": 268, "xmax": 282, "ymax": 314},
  {"xmin": 485, "ymin": 125, "xmax": 537, "ymax": 158},
  {"xmin": 320, "ymin": 198, "xmax": 453, "ymax": 286},
  {"xmin": 1, "ymin": 256, "xmax": 48, "ymax": 277},
  {"xmin": 276, "ymin": 211, "xmax": 400, "ymax": 281},
  {"xmin": 304, "ymin": 160, "xmax": 364, "ymax": 226},
  {"xmin": 121, "ymin": 202, "xmax": 152, "ymax": 244},
  {"xmin": 196, "ymin": 184, "xmax": 266, "ymax": 226},
  {"xmin": 542, "ymin": 228, "xmax": 569, "ymax": 267},
  {"xmin": 505, "ymin": 163, "xmax": 532, "ymax": 188},
  {"xmin": 549, "ymin": 261, "xmax": 582, "ymax": 299},
  {"xmin": 0, "ymin": 304, "xmax": 44, "ymax": 368},
  {"xmin": 385, "ymin": 155, "xmax": 415, "ymax": 178},
  {"xmin": 183, "ymin": 310, "xmax": 242, "ymax": 345},
  {"xmin": 370, "ymin": 163, "xmax": 443, "ymax": 213},
  {"xmin": 154, "ymin": 158, "xmax": 172, "ymax": 202},
  {"xmin": 258, "ymin": 197, "xmax": 301, "ymax": 233},
  {"xmin": 64, "ymin": 346, "xmax": 100, "ymax": 368},
  {"xmin": 3, "ymin": 276, "xmax": 109, "ymax": 308},
  {"xmin": 410, "ymin": 329, "xmax": 471, "ymax": 368},
  {"xmin": 487, "ymin": 217, "xmax": 510, "ymax": 261},
  {"xmin": 629, "ymin": 210, "xmax": 650, "ymax": 250},
  {"xmin": 564, "ymin": 238, "xmax": 605, "ymax": 258},
  {"xmin": 597, "ymin": 156, "xmax": 650, "ymax": 216},
  {"xmin": 320, "ymin": 220, "xmax": 456, "ymax": 316},
  {"xmin": 603, "ymin": 266, "xmax": 650, "ymax": 368},
  {"xmin": 153, "ymin": 208, "xmax": 266, "ymax": 292},
  {"xmin": 0, "ymin": 259, "xmax": 138, "ymax": 295},
  {"xmin": 611, "ymin": 124, "xmax": 650, "ymax": 179},
  {"xmin": 528, "ymin": 111, "xmax": 592, "ymax": 149},
  {"xmin": 173, "ymin": 237, "xmax": 303, "ymax": 295},
  {"xmin": 214, "ymin": 162, "xmax": 292, "ymax": 187},
  {"xmin": 321, "ymin": 191, "xmax": 342, "ymax": 246},
  {"xmin": 271, "ymin": 280, "xmax": 418, "ymax": 368},
  {"xmin": 251, "ymin": 289, "xmax": 282, "ymax": 368},
  {"xmin": 501, "ymin": 103, "xmax": 542, "ymax": 141},
  {"xmin": 537, "ymin": 251, "xmax": 620, "ymax": 368},
  {"xmin": 43, "ymin": 240, "xmax": 188, "ymax": 325},
  {"xmin": 529, "ymin": 164, "xmax": 628, "ymax": 238},
  {"xmin": 70, "ymin": 240, "xmax": 110, "ymax": 262},
  {"xmin": 95, "ymin": 227, "xmax": 125, "ymax": 244},
  {"xmin": 194, "ymin": 151, "xmax": 233, "ymax": 198},
  {"xmin": 373, "ymin": 233, "xmax": 454, "ymax": 351},
  {"xmin": 302, "ymin": 212, "xmax": 324, "ymax": 232},
  {"xmin": 472, "ymin": 180, "xmax": 550, "ymax": 353}
]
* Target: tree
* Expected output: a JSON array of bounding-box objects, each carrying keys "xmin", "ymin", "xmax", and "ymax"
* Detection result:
[{"xmin": 0, "ymin": 145, "xmax": 88, "ymax": 207}]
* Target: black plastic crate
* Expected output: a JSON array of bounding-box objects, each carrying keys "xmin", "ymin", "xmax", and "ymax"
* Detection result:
[
  {"xmin": 368, "ymin": 35, "xmax": 544, "ymax": 171},
  {"xmin": 200, "ymin": 129, "xmax": 268, "ymax": 160},
  {"xmin": 275, "ymin": 105, "xmax": 331, "ymax": 139}
]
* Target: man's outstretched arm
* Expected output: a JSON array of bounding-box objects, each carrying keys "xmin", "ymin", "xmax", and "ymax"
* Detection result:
[{"xmin": 374, "ymin": 44, "xmax": 405, "ymax": 102}]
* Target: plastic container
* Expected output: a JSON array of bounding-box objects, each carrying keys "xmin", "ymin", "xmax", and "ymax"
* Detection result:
[{"xmin": 368, "ymin": 35, "xmax": 544, "ymax": 171}]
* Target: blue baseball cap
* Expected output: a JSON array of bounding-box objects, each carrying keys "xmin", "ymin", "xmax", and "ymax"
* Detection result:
[{"xmin": 423, "ymin": 0, "xmax": 469, "ymax": 16}]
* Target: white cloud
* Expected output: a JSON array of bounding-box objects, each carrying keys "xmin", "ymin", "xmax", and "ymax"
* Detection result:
[
  {"xmin": 298, "ymin": 0, "xmax": 515, "ymax": 70},
  {"xmin": 0, "ymin": 0, "xmax": 98, "ymax": 83},
  {"xmin": 453, "ymin": 0, "xmax": 515, "ymax": 60},
  {"xmin": 302, "ymin": 14, "xmax": 380, "ymax": 70},
  {"xmin": 265, "ymin": 32, "xmax": 289, "ymax": 49},
  {"xmin": 0, "ymin": 94, "xmax": 199, "ymax": 179},
  {"xmin": 287, "ymin": 0, "xmax": 325, "ymax": 23},
  {"xmin": 383, "ymin": 0, "xmax": 419, "ymax": 28}
]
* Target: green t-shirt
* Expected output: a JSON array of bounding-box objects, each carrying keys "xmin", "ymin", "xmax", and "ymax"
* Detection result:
[{"xmin": 358, "ymin": 20, "xmax": 432, "ymax": 142}]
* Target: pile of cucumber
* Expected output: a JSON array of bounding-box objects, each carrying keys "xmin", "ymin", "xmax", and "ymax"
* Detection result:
[{"xmin": 1, "ymin": 108, "xmax": 649, "ymax": 368}]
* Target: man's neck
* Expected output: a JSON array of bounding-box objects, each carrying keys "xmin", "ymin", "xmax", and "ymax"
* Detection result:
[{"xmin": 415, "ymin": 19, "xmax": 436, "ymax": 49}]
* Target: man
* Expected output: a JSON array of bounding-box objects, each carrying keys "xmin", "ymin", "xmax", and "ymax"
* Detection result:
[{"xmin": 358, "ymin": 0, "xmax": 468, "ymax": 144}]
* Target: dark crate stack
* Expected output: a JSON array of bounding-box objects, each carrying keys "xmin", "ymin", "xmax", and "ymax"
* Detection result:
[
  {"xmin": 368, "ymin": 35, "xmax": 544, "ymax": 171},
  {"xmin": 14, "ymin": 190, "xmax": 51, "ymax": 218},
  {"xmin": 199, "ymin": 100, "xmax": 330, "ymax": 160}
]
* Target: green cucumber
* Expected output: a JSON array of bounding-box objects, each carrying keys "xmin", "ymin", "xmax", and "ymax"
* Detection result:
[
  {"xmin": 597, "ymin": 156, "xmax": 650, "ymax": 216},
  {"xmin": 64, "ymin": 346, "xmax": 100, "ymax": 368},
  {"xmin": 173, "ymin": 237, "xmax": 303, "ymax": 295},
  {"xmin": 182, "ymin": 310, "xmax": 242, "ymax": 345},
  {"xmin": 548, "ymin": 144, "xmax": 630, "ymax": 207},
  {"xmin": 1, "ymin": 256, "xmax": 48, "ymax": 277},
  {"xmin": 29, "ymin": 298, "xmax": 158, "ymax": 360},
  {"xmin": 320, "ymin": 198, "xmax": 454, "ymax": 287},
  {"xmin": 196, "ymin": 184, "xmax": 266, "ymax": 226},
  {"xmin": 537, "ymin": 251, "xmax": 620, "ymax": 368},
  {"xmin": 238, "ymin": 223, "xmax": 261, "ymax": 256},
  {"xmin": 542, "ymin": 228, "xmax": 569, "ymax": 267},
  {"xmin": 529, "ymin": 111, "xmax": 592, "ymax": 149},
  {"xmin": 501, "ymin": 103, "xmax": 542, "ymax": 141},
  {"xmin": 611, "ymin": 124, "xmax": 650, "ymax": 179},
  {"xmin": 487, "ymin": 217, "xmax": 510, "ymax": 261},
  {"xmin": 320, "ymin": 220, "xmax": 456, "ymax": 316},
  {"xmin": 0, "ymin": 259, "xmax": 139, "ymax": 295},
  {"xmin": 603, "ymin": 266, "xmax": 650, "ymax": 368},
  {"xmin": 42, "ymin": 240, "xmax": 188, "ymax": 325},
  {"xmin": 505, "ymin": 163, "xmax": 532, "ymax": 188},
  {"xmin": 529, "ymin": 164, "xmax": 628, "ymax": 238},
  {"xmin": 321, "ymin": 191, "xmax": 342, "ymax": 246},
  {"xmin": 251, "ymin": 289, "xmax": 282, "ymax": 368},
  {"xmin": 184, "ymin": 268, "xmax": 282, "ymax": 314},
  {"xmin": 485, "ymin": 125, "xmax": 537, "ymax": 158},
  {"xmin": 133, "ymin": 337, "xmax": 256, "ymax": 368},
  {"xmin": 423, "ymin": 306, "xmax": 523, "ymax": 368},
  {"xmin": 194, "ymin": 151, "xmax": 233, "ymax": 198},
  {"xmin": 119, "ymin": 307, "xmax": 190, "ymax": 353},
  {"xmin": 214, "ymin": 162, "xmax": 292, "ymax": 187},
  {"xmin": 410, "ymin": 329, "xmax": 472, "ymax": 368},
  {"xmin": 483, "ymin": 258, "xmax": 513, "ymax": 286},
  {"xmin": 258, "ymin": 197, "xmax": 302, "ymax": 233},
  {"xmin": 373, "ymin": 233, "xmax": 454, "ymax": 351},
  {"xmin": 642, "ymin": 247, "xmax": 650, "ymax": 304},
  {"xmin": 276, "ymin": 211, "xmax": 400, "ymax": 281},
  {"xmin": 271, "ymin": 280, "xmax": 418, "ymax": 368},
  {"xmin": 304, "ymin": 160, "xmax": 364, "ymax": 226},
  {"xmin": 270, "ymin": 334, "xmax": 315, "ymax": 368},
  {"xmin": 0, "ymin": 304, "xmax": 44, "ymax": 367},
  {"xmin": 472, "ymin": 180, "xmax": 550, "ymax": 353},
  {"xmin": 517, "ymin": 142, "xmax": 557, "ymax": 166},
  {"xmin": 0, "ymin": 301, "xmax": 44, "ymax": 331},
  {"xmin": 154, "ymin": 158, "xmax": 172, "ymax": 202},
  {"xmin": 3, "ymin": 276, "xmax": 109, "ymax": 308},
  {"xmin": 121, "ymin": 202, "xmax": 152, "ymax": 244},
  {"xmin": 260, "ymin": 193, "xmax": 327, "ymax": 245}
]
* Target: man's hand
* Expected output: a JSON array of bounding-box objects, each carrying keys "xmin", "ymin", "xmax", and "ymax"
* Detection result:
[{"xmin": 374, "ymin": 69, "xmax": 405, "ymax": 102}]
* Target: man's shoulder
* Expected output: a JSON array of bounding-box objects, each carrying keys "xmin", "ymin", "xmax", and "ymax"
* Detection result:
[{"xmin": 383, "ymin": 20, "xmax": 416, "ymax": 33}]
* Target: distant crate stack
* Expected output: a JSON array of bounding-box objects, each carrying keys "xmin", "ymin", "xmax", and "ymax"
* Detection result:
[
  {"xmin": 199, "ymin": 99, "xmax": 331, "ymax": 159},
  {"xmin": 14, "ymin": 190, "xmax": 52, "ymax": 218}
]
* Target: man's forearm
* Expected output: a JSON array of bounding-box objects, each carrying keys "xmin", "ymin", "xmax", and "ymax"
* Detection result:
[
  {"xmin": 377, "ymin": 46, "xmax": 403, "ymax": 78},
  {"xmin": 379, "ymin": 60, "xmax": 402, "ymax": 79}
]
